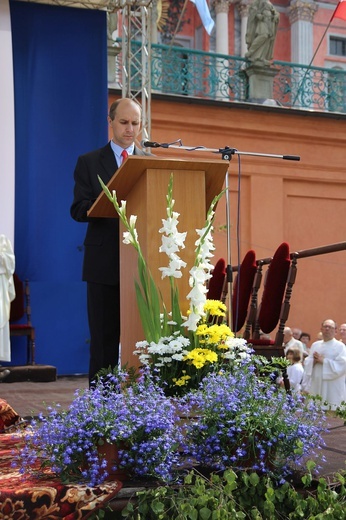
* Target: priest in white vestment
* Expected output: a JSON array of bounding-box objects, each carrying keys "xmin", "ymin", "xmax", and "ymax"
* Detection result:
[
  {"xmin": 0, "ymin": 235, "xmax": 16, "ymax": 362},
  {"xmin": 303, "ymin": 318, "xmax": 346, "ymax": 410}
]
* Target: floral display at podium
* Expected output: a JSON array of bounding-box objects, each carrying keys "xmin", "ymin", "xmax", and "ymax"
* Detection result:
[
  {"xmin": 99, "ymin": 174, "xmax": 252, "ymax": 395},
  {"xmin": 13, "ymin": 174, "xmax": 327, "ymax": 491}
]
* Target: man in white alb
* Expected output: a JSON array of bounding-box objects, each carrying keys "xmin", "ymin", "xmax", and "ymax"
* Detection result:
[{"xmin": 303, "ymin": 319, "xmax": 346, "ymax": 410}]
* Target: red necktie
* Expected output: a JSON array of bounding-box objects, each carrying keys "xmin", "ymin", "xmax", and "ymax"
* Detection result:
[{"xmin": 121, "ymin": 149, "xmax": 128, "ymax": 163}]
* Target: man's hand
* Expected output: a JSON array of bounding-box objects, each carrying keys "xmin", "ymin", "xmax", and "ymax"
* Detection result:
[{"xmin": 313, "ymin": 351, "xmax": 324, "ymax": 364}]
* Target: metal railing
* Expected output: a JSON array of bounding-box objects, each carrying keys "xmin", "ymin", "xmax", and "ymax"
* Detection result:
[{"xmin": 113, "ymin": 41, "xmax": 346, "ymax": 114}]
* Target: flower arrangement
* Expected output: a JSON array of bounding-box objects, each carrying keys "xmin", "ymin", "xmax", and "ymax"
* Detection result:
[
  {"xmin": 16, "ymin": 370, "xmax": 184, "ymax": 486},
  {"xmin": 99, "ymin": 174, "xmax": 252, "ymax": 395},
  {"xmin": 183, "ymin": 359, "xmax": 327, "ymax": 478},
  {"xmin": 134, "ymin": 301, "xmax": 252, "ymax": 396}
]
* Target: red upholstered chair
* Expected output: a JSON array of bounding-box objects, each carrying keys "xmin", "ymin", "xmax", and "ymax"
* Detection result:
[
  {"xmin": 244, "ymin": 242, "xmax": 292, "ymax": 356},
  {"xmin": 207, "ymin": 258, "xmax": 227, "ymax": 303},
  {"xmin": 232, "ymin": 250, "xmax": 257, "ymax": 333},
  {"xmin": 10, "ymin": 274, "xmax": 36, "ymax": 365}
]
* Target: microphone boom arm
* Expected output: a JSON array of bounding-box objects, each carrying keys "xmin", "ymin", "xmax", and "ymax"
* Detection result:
[{"xmin": 141, "ymin": 140, "xmax": 300, "ymax": 161}]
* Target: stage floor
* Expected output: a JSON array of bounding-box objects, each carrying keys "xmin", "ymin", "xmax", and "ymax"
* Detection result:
[{"xmin": 1, "ymin": 375, "xmax": 345, "ymax": 480}]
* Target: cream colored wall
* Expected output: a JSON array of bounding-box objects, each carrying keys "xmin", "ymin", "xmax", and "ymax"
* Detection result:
[{"xmin": 109, "ymin": 93, "xmax": 346, "ymax": 341}]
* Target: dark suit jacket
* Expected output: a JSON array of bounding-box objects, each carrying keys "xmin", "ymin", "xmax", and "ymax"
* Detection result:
[{"xmin": 70, "ymin": 142, "xmax": 149, "ymax": 285}]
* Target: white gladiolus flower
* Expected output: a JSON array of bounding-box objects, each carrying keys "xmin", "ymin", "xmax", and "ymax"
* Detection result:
[
  {"xmin": 159, "ymin": 235, "xmax": 180, "ymax": 255},
  {"xmin": 159, "ymin": 257, "xmax": 187, "ymax": 279},
  {"xmin": 184, "ymin": 311, "xmax": 201, "ymax": 331},
  {"xmin": 129, "ymin": 214, "xmax": 137, "ymax": 228},
  {"xmin": 123, "ymin": 229, "xmax": 138, "ymax": 246}
]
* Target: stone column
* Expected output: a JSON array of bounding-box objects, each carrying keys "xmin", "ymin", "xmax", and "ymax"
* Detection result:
[
  {"xmin": 237, "ymin": 0, "xmax": 250, "ymax": 57},
  {"xmin": 214, "ymin": 0, "xmax": 231, "ymax": 55},
  {"xmin": 288, "ymin": 0, "xmax": 318, "ymax": 65}
]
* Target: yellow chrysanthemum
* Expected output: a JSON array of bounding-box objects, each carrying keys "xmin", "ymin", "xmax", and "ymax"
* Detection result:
[
  {"xmin": 204, "ymin": 299, "xmax": 227, "ymax": 317},
  {"xmin": 173, "ymin": 374, "xmax": 191, "ymax": 387},
  {"xmin": 184, "ymin": 348, "xmax": 218, "ymax": 368},
  {"xmin": 196, "ymin": 323, "xmax": 234, "ymax": 345}
]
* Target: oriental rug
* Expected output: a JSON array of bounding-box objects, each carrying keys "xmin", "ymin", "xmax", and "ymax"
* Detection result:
[{"xmin": 0, "ymin": 432, "xmax": 122, "ymax": 519}]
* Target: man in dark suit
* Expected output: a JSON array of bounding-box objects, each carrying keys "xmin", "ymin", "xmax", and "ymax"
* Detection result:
[{"xmin": 70, "ymin": 97, "xmax": 150, "ymax": 385}]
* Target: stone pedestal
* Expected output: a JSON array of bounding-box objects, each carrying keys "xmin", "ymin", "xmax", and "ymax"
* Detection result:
[{"xmin": 244, "ymin": 63, "xmax": 278, "ymax": 102}]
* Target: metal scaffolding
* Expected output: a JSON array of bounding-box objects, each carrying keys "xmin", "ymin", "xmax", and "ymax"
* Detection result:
[{"xmin": 120, "ymin": 0, "xmax": 153, "ymax": 141}]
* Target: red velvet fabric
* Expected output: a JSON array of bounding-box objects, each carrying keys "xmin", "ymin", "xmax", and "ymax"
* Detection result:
[
  {"xmin": 10, "ymin": 273, "xmax": 25, "ymax": 322},
  {"xmin": 248, "ymin": 338, "xmax": 275, "ymax": 346},
  {"xmin": 258, "ymin": 242, "xmax": 290, "ymax": 334},
  {"xmin": 232, "ymin": 250, "xmax": 257, "ymax": 333},
  {"xmin": 207, "ymin": 258, "xmax": 226, "ymax": 301}
]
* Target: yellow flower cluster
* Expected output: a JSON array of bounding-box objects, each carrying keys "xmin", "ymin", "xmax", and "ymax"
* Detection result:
[
  {"xmin": 196, "ymin": 323, "xmax": 234, "ymax": 346},
  {"xmin": 173, "ymin": 372, "xmax": 192, "ymax": 387},
  {"xmin": 203, "ymin": 300, "xmax": 227, "ymax": 317},
  {"xmin": 184, "ymin": 348, "xmax": 218, "ymax": 369}
]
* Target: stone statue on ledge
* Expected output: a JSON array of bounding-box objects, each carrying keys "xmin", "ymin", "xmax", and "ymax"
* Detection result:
[{"xmin": 245, "ymin": 0, "xmax": 279, "ymax": 66}]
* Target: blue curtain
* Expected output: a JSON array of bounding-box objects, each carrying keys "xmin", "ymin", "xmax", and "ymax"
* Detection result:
[{"xmin": 8, "ymin": 1, "xmax": 108, "ymax": 374}]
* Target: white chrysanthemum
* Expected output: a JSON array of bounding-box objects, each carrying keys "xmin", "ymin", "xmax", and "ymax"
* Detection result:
[
  {"xmin": 225, "ymin": 337, "xmax": 249, "ymax": 349},
  {"xmin": 137, "ymin": 354, "xmax": 151, "ymax": 364},
  {"xmin": 171, "ymin": 353, "xmax": 185, "ymax": 361},
  {"xmin": 158, "ymin": 356, "xmax": 173, "ymax": 364}
]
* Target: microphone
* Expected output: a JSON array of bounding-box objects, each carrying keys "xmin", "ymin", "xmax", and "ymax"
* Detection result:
[{"xmin": 140, "ymin": 140, "xmax": 161, "ymax": 148}]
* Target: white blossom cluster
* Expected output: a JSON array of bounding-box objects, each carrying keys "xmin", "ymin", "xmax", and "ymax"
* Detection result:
[
  {"xmin": 134, "ymin": 335, "xmax": 191, "ymax": 367},
  {"xmin": 158, "ymin": 209, "xmax": 187, "ymax": 279},
  {"xmin": 184, "ymin": 211, "xmax": 216, "ymax": 332}
]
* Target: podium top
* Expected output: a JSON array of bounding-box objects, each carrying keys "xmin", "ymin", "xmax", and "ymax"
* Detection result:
[{"xmin": 88, "ymin": 156, "xmax": 229, "ymax": 218}]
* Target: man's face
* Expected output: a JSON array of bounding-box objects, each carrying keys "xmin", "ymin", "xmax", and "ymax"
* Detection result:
[
  {"xmin": 321, "ymin": 320, "xmax": 336, "ymax": 341},
  {"xmin": 108, "ymin": 100, "xmax": 141, "ymax": 149},
  {"xmin": 292, "ymin": 328, "xmax": 301, "ymax": 340},
  {"xmin": 339, "ymin": 324, "xmax": 346, "ymax": 341},
  {"xmin": 283, "ymin": 330, "xmax": 291, "ymax": 343}
]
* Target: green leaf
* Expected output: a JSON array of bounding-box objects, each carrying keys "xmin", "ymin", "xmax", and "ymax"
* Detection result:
[
  {"xmin": 200, "ymin": 507, "xmax": 212, "ymax": 519},
  {"xmin": 151, "ymin": 499, "xmax": 166, "ymax": 514},
  {"xmin": 249, "ymin": 472, "xmax": 260, "ymax": 487}
]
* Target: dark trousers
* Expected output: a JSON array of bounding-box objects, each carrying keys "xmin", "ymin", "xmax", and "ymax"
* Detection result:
[{"xmin": 87, "ymin": 282, "xmax": 120, "ymax": 386}]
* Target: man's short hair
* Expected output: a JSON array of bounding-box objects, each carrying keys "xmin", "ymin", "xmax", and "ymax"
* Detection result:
[{"xmin": 108, "ymin": 97, "xmax": 142, "ymax": 121}]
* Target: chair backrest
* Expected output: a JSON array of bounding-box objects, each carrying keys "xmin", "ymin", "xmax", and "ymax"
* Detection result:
[
  {"xmin": 257, "ymin": 242, "xmax": 291, "ymax": 336},
  {"xmin": 232, "ymin": 250, "xmax": 257, "ymax": 333},
  {"xmin": 10, "ymin": 273, "xmax": 25, "ymax": 322},
  {"xmin": 207, "ymin": 258, "xmax": 227, "ymax": 302},
  {"xmin": 243, "ymin": 242, "xmax": 291, "ymax": 347}
]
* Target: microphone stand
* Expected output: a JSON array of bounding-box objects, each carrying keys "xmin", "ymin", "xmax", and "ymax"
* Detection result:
[{"xmin": 144, "ymin": 140, "xmax": 300, "ymax": 327}]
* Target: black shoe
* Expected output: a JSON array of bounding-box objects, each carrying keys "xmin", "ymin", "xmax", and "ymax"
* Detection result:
[{"xmin": 0, "ymin": 369, "xmax": 10, "ymax": 382}]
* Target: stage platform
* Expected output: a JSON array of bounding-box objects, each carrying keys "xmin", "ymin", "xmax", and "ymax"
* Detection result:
[{"xmin": 1, "ymin": 364, "xmax": 57, "ymax": 383}]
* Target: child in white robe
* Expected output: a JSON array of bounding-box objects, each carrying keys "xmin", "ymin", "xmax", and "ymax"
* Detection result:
[{"xmin": 285, "ymin": 347, "xmax": 304, "ymax": 394}]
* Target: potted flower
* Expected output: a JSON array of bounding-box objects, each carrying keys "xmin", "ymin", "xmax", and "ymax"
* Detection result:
[
  {"xmin": 16, "ymin": 370, "xmax": 185, "ymax": 486},
  {"xmin": 99, "ymin": 174, "xmax": 252, "ymax": 395},
  {"xmin": 183, "ymin": 358, "xmax": 327, "ymax": 479},
  {"xmin": 134, "ymin": 300, "xmax": 253, "ymax": 396}
]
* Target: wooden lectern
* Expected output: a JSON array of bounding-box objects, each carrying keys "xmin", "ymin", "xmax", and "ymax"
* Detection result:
[{"xmin": 88, "ymin": 156, "xmax": 229, "ymax": 368}]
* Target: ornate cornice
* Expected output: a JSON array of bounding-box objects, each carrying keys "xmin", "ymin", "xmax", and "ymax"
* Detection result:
[
  {"xmin": 213, "ymin": 0, "xmax": 231, "ymax": 15},
  {"xmin": 236, "ymin": 0, "xmax": 251, "ymax": 18},
  {"xmin": 288, "ymin": 0, "xmax": 318, "ymax": 24}
]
